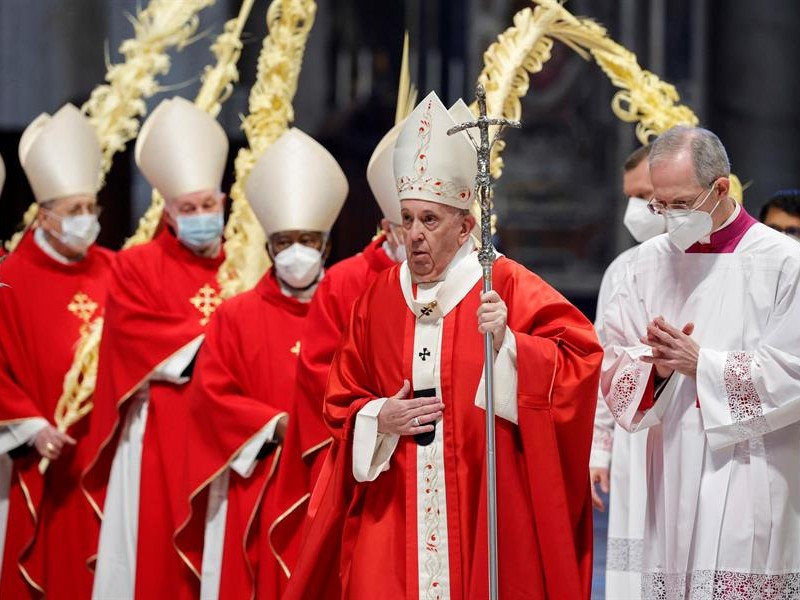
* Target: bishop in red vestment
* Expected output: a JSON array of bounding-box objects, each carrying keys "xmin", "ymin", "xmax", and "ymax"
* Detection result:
[
  {"xmin": 285, "ymin": 92, "xmax": 603, "ymax": 600},
  {"xmin": 0, "ymin": 104, "xmax": 111, "ymax": 599},
  {"xmin": 174, "ymin": 127, "xmax": 349, "ymax": 599},
  {"xmin": 269, "ymin": 122, "xmax": 405, "ymax": 565},
  {"xmin": 81, "ymin": 97, "xmax": 230, "ymax": 600}
]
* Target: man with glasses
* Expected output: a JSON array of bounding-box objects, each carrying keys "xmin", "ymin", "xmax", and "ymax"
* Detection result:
[
  {"xmin": 602, "ymin": 126, "xmax": 800, "ymax": 598},
  {"xmin": 759, "ymin": 188, "xmax": 800, "ymax": 242},
  {"xmin": 174, "ymin": 128, "xmax": 347, "ymax": 599},
  {"xmin": 83, "ymin": 96, "xmax": 229, "ymax": 600},
  {"xmin": 0, "ymin": 104, "xmax": 113, "ymax": 598}
]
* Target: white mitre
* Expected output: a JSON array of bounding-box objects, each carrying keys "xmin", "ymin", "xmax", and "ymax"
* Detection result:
[
  {"xmin": 366, "ymin": 121, "xmax": 403, "ymax": 224},
  {"xmin": 245, "ymin": 128, "xmax": 348, "ymax": 237},
  {"xmin": 135, "ymin": 96, "xmax": 228, "ymax": 200},
  {"xmin": 393, "ymin": 91, "xmax": 477, "ymax": 210},
  {"xmin": 18, "ymin": 104, "xmax": 101, "ymax": 203},
  {"xmin": 0, "ymin": 154, "xmax": 5, "ymax": 198}
]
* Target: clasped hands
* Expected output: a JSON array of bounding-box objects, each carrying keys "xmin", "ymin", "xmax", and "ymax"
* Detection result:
[
  {"xmin": 640, "ymin": 316, "xmax": 699, "ymax": 379},
  {"xmin": 377, "ymin": 291, "xmax": 508, "ymax": 435}
]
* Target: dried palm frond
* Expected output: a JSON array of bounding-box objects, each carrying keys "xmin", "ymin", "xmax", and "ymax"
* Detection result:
[
  {"xmin": 124, "ymin": 0, "xmax": 255, "ymax": 249},
  {"xmin": 6, "ymin": 0, "xmax": 216, "ymax": 253},
  {"xmin": 40, "ymin": 0, "xmax": 256, "ymax": 474},
  {"xmin": 217, "ymin": 0, "xmax": 318, "ymax": 298}
]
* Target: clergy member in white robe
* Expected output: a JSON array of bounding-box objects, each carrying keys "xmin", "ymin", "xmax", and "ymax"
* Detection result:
[
  {"xmin": 602, "ymin": 125, "xmax": 800, "ymax": 600},
  {"xmin": 590, "ymin": 144, "xmax": 663, "ymax": 600}
]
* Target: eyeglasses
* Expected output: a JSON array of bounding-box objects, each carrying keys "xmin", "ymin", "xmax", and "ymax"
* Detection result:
[{"xmin": 647, "ymin": 183, "xmax": 716, "ymax": 216}]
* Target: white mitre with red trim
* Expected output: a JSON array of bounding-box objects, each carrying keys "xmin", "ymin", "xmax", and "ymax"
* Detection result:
[{"xmin": 392, "ymin": 91, "xmax": 477, "ymax": 210}]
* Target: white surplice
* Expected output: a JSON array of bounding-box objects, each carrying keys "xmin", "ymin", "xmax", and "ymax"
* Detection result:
[
  {"xmin": 601, "ymin": 221, "xmax": 800, "ymax": 600},
  {"xmin": 92, "ymin": 336, "xmax": 203, "ymax": 600},
  {"xmin": 592, "ymin": 245, "xmax": 649, "ymax": 600}
]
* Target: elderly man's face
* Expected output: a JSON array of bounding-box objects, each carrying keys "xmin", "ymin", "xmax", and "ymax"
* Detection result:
[
  {"xmin": 649, "ymin": 151, "xmax": 731, "ymax": 230},
  {"xmin": 400, "ymin": 199, "xmax": 475, "ymax": 283}
]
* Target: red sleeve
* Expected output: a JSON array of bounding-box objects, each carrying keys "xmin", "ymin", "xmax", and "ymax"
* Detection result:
[
  {"xmin": 293, "ymin": 275, "xmax": 348, "ymax": 453},
  {"xmin": 185, "ymin": 306, "xmax": 284, "ymax": 487},
  {"xmin": 0, "ymin": 337, "xmax": 43, "ymax": 423},
  {"xmin": 500, "ymin": 260, "xmax": 603, "ymax": 600},
  {"xmin": 322, "ymin": 296, "xmax": 380, "ymax": 440}
]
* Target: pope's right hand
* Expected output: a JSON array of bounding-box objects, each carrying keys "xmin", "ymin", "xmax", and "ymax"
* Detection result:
[
  {"xmin": 377, "ymin": 379, "xmax": 444, "ymax": 436},
  {"xmin": 33, "ymin": 425, "xmax": 76, "ymax": 461}
]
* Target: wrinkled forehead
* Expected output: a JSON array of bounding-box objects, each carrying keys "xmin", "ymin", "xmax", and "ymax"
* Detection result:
[
  {"xmin": 649, "ymin": 151, "xmax": 701, "ymax": 201},
  {"xmin": 48, "ymin": 193, "xmax": 97, "ymax": 211},
  {"xmin": 400, "ymin": 198, "xmax": 452, "ymax": 217},
  {"xmin": 169, "ymin": 188, "xmax": 220, "ymax": 209}
]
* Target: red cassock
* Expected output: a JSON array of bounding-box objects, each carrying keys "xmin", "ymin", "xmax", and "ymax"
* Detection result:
[
  {"xmin": 81, "ymin": 228, "xmax": 224, "ymax": 599},
  {"xmin": 174, "ymin": 269, "xmax": 310, "ymax": 599},
  {"xmin": 268, "ymin": 235, "xmax": 394, "ymax": 575},
  {"xmin": 0, "ymin": 232, "xmax": 113, "ymax": 599},
  {"xmin": 284, "ymin": 255, "xmax": 603, "ymax": 600}
]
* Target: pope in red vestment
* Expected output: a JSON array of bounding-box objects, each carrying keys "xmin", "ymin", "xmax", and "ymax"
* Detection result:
[
  {"xmin": 175, "ymin": 126, "xmax": 349, "ymax": 598},
  {"xmin": 0, "ymin": 103, "xmax": 110, "ymax": 599},
  {"xmin": 285, "ymin": 91, "xmax": 603, "ymax": 599},
  {"xmin": 81, "ymin": 96, "xmax": 230, "ymax": 599}
]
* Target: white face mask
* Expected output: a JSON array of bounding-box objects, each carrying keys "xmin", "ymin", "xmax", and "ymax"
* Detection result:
[
  {"xmin": 623, "ymin": 197, "xmax": 667, "ymax": 242},
  {"xmin": 273, "ymin": 243, "xmax": 323, "ymax": 289},
  {"xmin": 53, "ymin": 214, "xmax": 101, "ymax": 252},
  {"xmin": 665, "ymin": 187, "xmax": 720, "ymax": 251}
]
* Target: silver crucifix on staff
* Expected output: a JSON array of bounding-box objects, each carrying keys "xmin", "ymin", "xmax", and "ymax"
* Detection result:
[{"xmin": 447, "ymin": 83, "xmax": 520, "ymax": 600}]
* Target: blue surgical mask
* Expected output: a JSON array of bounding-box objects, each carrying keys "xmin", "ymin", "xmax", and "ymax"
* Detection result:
[{"xmin": 175, "ymin": 212, "xmax": 224, "ymax": 251}]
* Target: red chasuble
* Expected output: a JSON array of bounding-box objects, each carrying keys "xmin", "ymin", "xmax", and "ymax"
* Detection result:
[
  {"xmin": 81, "ymin": 228, "xmax": 224, "ymax": 599},
  {"xmin": 0, "ymin": 231, "xmax": 113, "ymax": 599},
  {"xmin": 268, "ymin": 235, "xmax": 394, "ymax": 575},
  {"xmin": 174, "ymin": 268, "xmax": 310, "ymax": 599},
  {"xmin": 285, "ymin": 255, "xmax": 603, "ymax": 600}
]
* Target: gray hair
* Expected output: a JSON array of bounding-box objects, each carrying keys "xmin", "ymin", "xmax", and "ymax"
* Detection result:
[{"xmin": 649, "ymin": 126, "xmax": 730, "ymax": 186}]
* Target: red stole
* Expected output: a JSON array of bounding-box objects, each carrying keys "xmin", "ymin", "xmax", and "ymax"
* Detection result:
[
  {"xmin": 81, "ymin": 228, "xmax": 224, "ymax": 599},
  {"xmin": 285, "ymin": 257, "xmax": 603, "ymax": 600},
  {"xmin": 0, "ymin": 231, "xmax": 114, "ymax": 599}
]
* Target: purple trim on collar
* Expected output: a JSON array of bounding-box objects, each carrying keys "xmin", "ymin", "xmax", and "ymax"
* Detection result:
[{"xmin": 686, "ymin": 208, "xmax": 758, "ymax": 254}]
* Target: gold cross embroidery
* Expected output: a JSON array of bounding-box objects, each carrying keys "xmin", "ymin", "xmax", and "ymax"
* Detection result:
[
  {"xmin": 67, "ymin": 292, "xmax": 99, "ymax": 333},
  {"xmin": 190, "ymin": 284, "xmax": 222, "ymax": 326},
  {"xmin": 290, "ymin": 341, "xmax": 301, "ymax": 356}
]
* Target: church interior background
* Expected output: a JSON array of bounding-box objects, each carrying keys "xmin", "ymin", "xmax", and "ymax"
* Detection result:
[{"xmin": 0, "ymin": 1, "xmax": 798, "ymax": 596}]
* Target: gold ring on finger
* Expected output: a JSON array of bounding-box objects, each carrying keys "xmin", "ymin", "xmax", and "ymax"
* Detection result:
[{"xmin": 45, "ymin": 442, "xmax": 55, "ymax": 453}]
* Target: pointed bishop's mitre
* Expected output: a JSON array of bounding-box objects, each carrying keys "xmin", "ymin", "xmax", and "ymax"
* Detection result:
[
  {"xmin": 0, "ymin": 154, "xmax": 5, "ymax": 199},
  {"xmin": 18, "ymin": 104, "xmax": 101, "ymax": 203},
  {"xmin": 135, "ymin": 97, "xmax": 228, "ymax": 200},
  {"xmin": 245, "ymin": 128, "xmax": 348, "ymax": 237},
  {"xmin": 366, "ymin": 121, "xmax": 403, "ymax": 224},
  {"xmin": 393, "ymin": 91, "xmax": 477, "ymax": 210}
]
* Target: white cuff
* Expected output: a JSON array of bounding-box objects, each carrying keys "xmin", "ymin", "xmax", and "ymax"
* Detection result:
[
  {"xmin": 474, "ymin": 327, "xmax": 518, "ymax": 424},
  {"xmin": 0, "ymin": 418, "xmax": 49, "ymax": 455},
  {"xmin": 230, "ymin": 413, "xmax": 286, "ymax": 478},
  {"xmin": 152, "ymin": 335, "xmax": 205, "ymax": 384},
  {"xmin": 589, "ymin": 448, "xmax": 612, "ymax": 470},
  {"xmin": 352, "ymin": 398, "xmax": 400, "ymax": 483}
]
